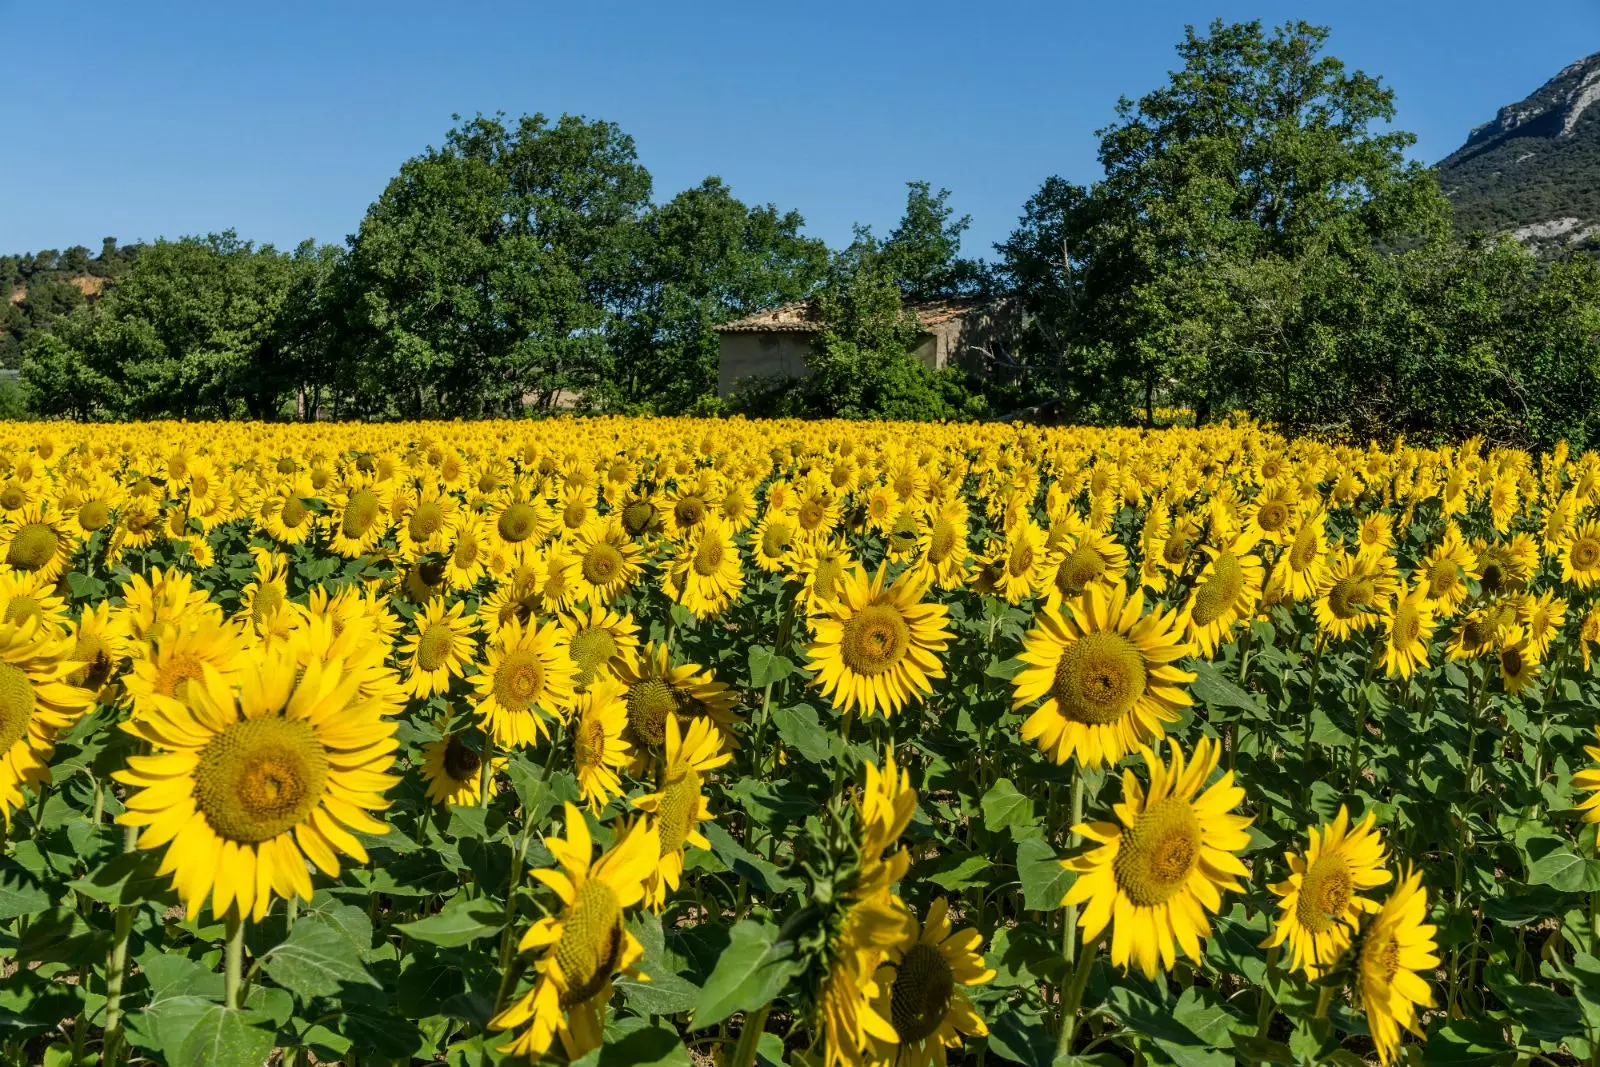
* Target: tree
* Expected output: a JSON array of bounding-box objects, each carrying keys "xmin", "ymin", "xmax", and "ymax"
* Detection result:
[
  {"xmin": 338, "ymin": 112, "xmax": 652, "ymax": 417},
  {"xmin": 1045, "ymin": 19, "xmax": 1453, "ymax": 423},
  {"xmin": 606, "ymin": 177, "xmax": 826, "ymax": 412},
  {"xmin": 881, "ymin": 181, "xmax": 983, "ymax": 301}
]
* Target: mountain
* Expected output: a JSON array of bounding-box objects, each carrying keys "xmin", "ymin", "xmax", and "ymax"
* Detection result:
[{"xmin": 1436, "ymin": 51, "xmax": 1600, "ymax": 255}]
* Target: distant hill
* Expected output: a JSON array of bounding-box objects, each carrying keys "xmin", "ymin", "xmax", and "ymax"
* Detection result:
[{"xmin": 1436, "ymin": 51, "xmax": 1600, "ymax": 255}]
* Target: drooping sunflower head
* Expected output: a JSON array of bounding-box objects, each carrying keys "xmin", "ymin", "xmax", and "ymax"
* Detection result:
[{"xmin": 1356, "ymin": 866, "xmax": 1439, "ymax": 1066}]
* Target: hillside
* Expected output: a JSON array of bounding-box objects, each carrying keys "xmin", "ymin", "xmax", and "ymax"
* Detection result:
[{"xmin": 1436, "ymin": 51, "xmax": 1600, "ymax": 254}]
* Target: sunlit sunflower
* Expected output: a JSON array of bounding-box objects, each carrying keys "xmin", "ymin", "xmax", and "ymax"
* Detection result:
[
  {"xmin": 420, "ymin": 732, "xmax": 505, "ymax": 807},
  {"xmin": 115, "ymin": 649, "xmax": 398, "ymax": 921},
  {"xmin": 491, "ymin": 488, "xmax": 553, "ymax": 555},
  {"xmin": 489, "ymin": 805, "xmax": 658, "ymax": 1062},
  {"xmin": 0, "ymin": 621, "xmax": 94, "ymax": 823},
  {"xmin": 1063, "ymin": 736, "xmax": 1252, "ymax": 979},
  {"xmin": 1444, "ymin": 603, "xmax": 1511, "ymax": 662},
  {"xmin": 632, "ymin": 714, "xmax": 730, "ymax": 910},
  {"xmin": 986, "ymin": 517, "xmax": 1047, "ymax": 604},
  {"xmin": 327, "ymin": 477, "xmax": 394, "ymax": 558},
  {"xmin": 394, "ymin": 484, "xmax": 460, "ymax": 559},
  {"xmin": 1357, "ymin": 866, "xmax": 1439, "ymax": 1066},
  {"xmin": 571, "ymin": 680, "xmax": 632, "ymax": 813},
  {"xmin": 259, "ymin": 481, "xmax": 319, "ymax": 546},
  {"xmin": 664, "ymin": 518, "xmax": 744, "ymax": 619},
  {"xmin": 0, "ymin": 568, "xmax": 70, "ymax": 636},
  {"xmin": 1313, "ymin": 551, "xmax": 1395, "ymax": 641},
  {"xmin": 1273, "ymin": 508, "xmax": 1332, "ymax": 603},
  {"xmin": 865, "ymin": 897, "xmax": 995, "ymax": 1067},
  {"xmin": 1042, "ymin": 526, "xmax": 1129, "ymax": 606},
  {"xmin": 472, "ymin": 617, "xmax": 577, "ymax": 749},
  {"xmin": 0, "ymin": 502, "xmax": 78, "ymax": 581},
  {"xmin": 64, "ymin": 601, "xmax": 134, "ymax": 704},
  {"xmin": 1418, "ymin": 524, "xmax": 1478, "ymax": 615},
  {"xmin": 1518, "ymin": 589, "xmax": 1567, "ymax": 661},
  {"xmin": 806, "ymin": 565, "xmax": 952, "ymax": 720},
  {"xmin": 751, "ymin": 510, "xmax": 800, "ymax": 573},
  {"xmin": 1355, "ymin": 511, "xmax": 1395, "ymax": 561},
  {"xmin": 123, "ymin": 615, "xmax": 249, "ymax": 721},
  {"xmin": 568, "ymin": 519, "xmax": 644, "ymax": 607},
  {"xmin": 1014, "ymin": 582, "xmax": 1194, "ymax": 769},
  {"xmin": 1179, "ymin": 532, "xmax": 1264, "ymax": 657},
  {"xmin": 399, "ymin": 599, "xmax": 477, "ymax": 698},
  {"xmin": 791, "ymin": 536, "xmax": 856, "ymax": 616},
  {"xmin": 1379, "ymin": 586, "xmax": 1436, "ymax": 680},
  {"xmin": 615, "ymin": 642, "xmax": 740, "ymax": 751},
  {"xmin": 911, "ymin": 496, "xmax": 971, "ymax": 592},
  {"xmin": 1263, "ymin": 807, "xmax": 1391, "ymax": 979}
]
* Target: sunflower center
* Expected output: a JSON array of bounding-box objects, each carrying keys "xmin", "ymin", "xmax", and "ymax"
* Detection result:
[
  {"xmin": 70, "ymin": 633, "xmax": 115, "ymax": 691},
  {"xmin": 78, "ymin": 500, "xmax": 110, "ymax": 531},
  {"xmin": 276, "ymin": 457, "xmax": 297, "ymax": 475},
  {"xmin": 1365, "ymin": 932, "xmax": 1402, "ymax": 983},
  {"xmin": 563, "ymin": 502, "xmax": 588, "ymax": 530},
  {"xmin": 1574, "ymin": 538, "xmax": 1600, "ymax": 569},
  {"xmin": 1191, "ymin": 554, "xmax": 1244, "ymax": 627},
  {"xmin": 1055, "ymin": 544, "xmax": 1107, "ymax": 598},
  {"xmin": 1162, "ymin": 532, "xmax": 1191, "ymax": 567},
  {"xmin": 798, "ymin": 500, "xmax": 826, "ymax": 532},
  {"xmin": 155, "ymin": 653, "xmax": 206, "ymax": 698},
  {"xmin": 575, "ymin": 717, "xmax": 607, "ymax": 771},
  {"xmin": 498, "ymin": 503, "xmax": 540, "ymax": 543},
  {"xmin": 570, "ymin": 627, "xmax": 618, "ymax": 686},
  {"xmin": 0, "ymin": 663, "xmax": 37, "ymax": 754},
  {"xmin": 280, "ymin": 497, "xmax": 308, "ymax": 528},
  {"xmin": 928, "ymin": 519, "xmax": 957, "ymax": 564},
  {"xmin": 1502, "ymin": 645, "xmax": 1525, "ymax": 676},
  {"xmin": 494, "ymin": 649, "xmax": 546, "ymax": 707},
  {"xmin": 888, "ymin": 514, "xmax": 919, "ymax": 551},
  {"xmin": 7, "ymin": 523, "xmax": 59, "ymax": 570},
  {"xmin": 1459, "ymin": 618, "xmax": 1492, "ymax": 650},
  {"xmin": 889, "ymin": 942, "xmax": 955, "ymax": 1045},
  {"xmin": 1427, "ymin": 559, "xmax": 1460, "ymax": 597},
  {"xmin": 627, "ymin": 679, "xmax": 680, "ymax": 746},
  {"xmin": 1287, "ymin": 526, "xmax": 1319, "ymax": 571},
  {"xmin": 674, "ymin": 496, "xmax": 707, "ymax": 530},
  {"xmin": 409, "ymin": 502, "xmax": 446, "ymax": 542},
  {"xmin": 1008, "ymin": 539, "xmax": 1036, "ymax": 577},
  {"xmin": 0, "ymin": 486, "xmax": 25, "ymax": 510},
  {"xmin": 193, "ymin": 716, "xmax": 330, "ymax": 844},
  {"xmin": 1479, "ymin": 562, "xmax": 1504, "ymax": 594},
  {"xmin": 657, "ymin": 768, "xmax": 702, "ymax": 857},
  {"xmin": 839, "ymin": 603, "xmax": 910, "ymax": 677},
  {"xmin": 1052, "ymin": 631, "xmax": 1147, "ymax": 726},
  {"xmin": 1327, "ymin": 577, "xmax": 1375, "ymax": 620},
  {"xmin": 621, "ymin": 501, "xmax": 656, "ymax": 537},
  {"xmin": 812, "ymin": 556, "xmax": 844, "ymax": 601},
  {"xmin": 251, "ymin": 584, "xmax": 288, "ymax": 625},
  {"xmin": 4, "ymin": 596, "xmax": 41, "ymax": 628},
  {"xmin": 341, "ymin": 489, "xmax": 380, "ymax": 539},
  {"xmin": 454, "ymin": 536, "xmax": 480, "ymax": 567},
  {"xmin": 416, "ymin": 624, "xmax": 456, "ymax": 672},
  {"xmin": 692, "ymin": 536, "xmax": 725, "ymax": 577},
  {"xmin": 555, "ymin": 879, "xmax": 625, "ymax": 1007},
  {"xmin": 442, "ymin": 734, "xmax": 481, "ymax": 782},
  {"xmin": 584, "ymin": 543, "xmax": 623, "ymax": 585},
  {"xmin": 1256, "ymin": 502, "xmax": 1289, "ymax": 533},
  {"xmin": 1295, "ymin": 854, "xmax": 1353, "ymax": 934},
  {"xmin": 1113, "ymin": 796, "xmax": 1202, "ymax": 906},
  {"xmin": 1394, "ymin": 605, "xmax": 1422, "ymax": 645},
  {"xmin": 761, "ymin": 520, "xmax": 794, "ymax": 559},
  {"xmin": 192, "ymin": 475, "xmax": 211, "ymax": 498}
]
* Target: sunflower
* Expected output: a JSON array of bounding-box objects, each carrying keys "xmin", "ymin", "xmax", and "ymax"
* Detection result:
[
  {"xmin": 1444, "ymin": 604, "xmax": 1510, "ymax": 662},
  {"xmin": 235, "ymin": 550, "xmax": 297, "ymax": 645},
  {"xmin": 1379, "ymin": 586, "xmax": 1436, "ymax": 680},
  {"xmin": 559, "ymin": 605, "xmax": 641, "ymax": 690},
  {"xmin": 1498, "ymin": 630, "xmax": 1540, "ymax": 694},
  {"xmin": 1418, "ymin": 524, "xmax": 1478, "ymax": 615},
  {"xmin": 394, "ymin": 484, "xmax": 459, "ymax": 559},
  {"xmin": 123, "ymin": 615, "xmax": 249, "ymax": 721},
  {"xmin": 911, "ymin": 496, "xmax": 971, "ymax": 592},
  {"xmin": 115, "ymin": 649, "xmax": 398, "ymax": 921},
  {"xmin": 1063, "ymin": 736, "xmax": 1252, "ymax": 978},
  {"xmin": 399, "ymin": 599, "xmax": 477, "ymax": 699},
  {"xmin": 0, "ymin": 621, "xmax": 94, "ymax": 823},
  {"xmin": 632, "ymin": 715, "xmax": 730, "ymax": 910},
  {"xmin": 1519, "ymin": 589, "xmax": 1567, "ymax": 661},
  {"xmin": 0, "ymin": 568, "xmax": 70, "ymax": 636},
  {"xmin": 489, "ymin": 805, "xmax": 658, "ymax": 1062},
  {"xmin": 791, "ymin": 536, "xmax": 855, "ymax": 616},
  {"xmin": 551, "ymin": 484, "xmax": 599, "ymax": 542},
  {"xmin": 863, "ymin": 897, "xmax": 994, "ymax": 1067},
  {"xmin": 491, "ymin": 488, "xmax": 553, "ymax": 555},
  {"xmin": 327, "ymin": 477, "xmax": 393, "ymax": 558},
  {"xmin": 615, "ymin": 642, "xmax": 740, "ymax": 751},
  {"xmin": 420, "ymin": 732, "xmax": 506, "ymax": 807},
  {"xmin": 258, "ymin": 481, "xmax": 319, "ymax": 546},
  {"xmin": 572, "ymin": 680, "xmax": 632, "ymax": 813},
  {"xmin": 1245, "ymin": 485, "xmax": 1299, "ymax": 544},
  {"xmin": 1355, "ymin": 511, "xmax": 1395, "ymax": 561},
  {"xmin": 472, "ymin": 617, "xmax": 577, "ymax": 749},
  {"xmin": 806, "ymin": 565, "xmax": 952, "ymax": 720},
  {"xmin": 862, "ymin": 483, "xmax": 900, "ymax": 535},
  {"xmin": 663, "ymin": 518, "xmax": 744, "ymax": 620},
  {"xmin": 1581, "ymin": 604, "xmax": 1600, "ymax": 671},
  {"xmin": 444, "ymin": 515, "xmax": 492, "ymax": 590},
  {"xmin": 751, "ymin": 510, "xmax": 800, "ymax": 573},
  {"xmin": 1179, "ymin": 532, "xmax": 1264, "ymax": 657},
  {"xmin": 1357, "ymin": 866, "xmax": 1439, "ymax": 1066},
  {"xmin": 0, "ymin": 502, "xmax": 78, "ymax": 581},
  {"xmin": 986, "ymin": 517, "xmax": 1047, "ymax": 605},
  {"xmin": 1273, "ymin": 508, "xmax": 1332, "ymax": 603},
  {"xmin": 569, "ymin": 519, "xmax": 644, "ymax": 607},
  {"xmin": 1262, "ymin": 807, "xmax": 1391, "ymax": 979},
  {"xmin": 64, "ymin": 601, "xmax": 134, "ymax": 704},
  {"xmin": 1014, "ymin": 582, "xmax": 1194, "ymax": 769},
  {"xmin": 1313, "ymin": 551, "xmax": 1395, "ymax": 641}
]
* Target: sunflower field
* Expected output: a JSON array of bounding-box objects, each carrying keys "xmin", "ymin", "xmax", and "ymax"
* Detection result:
[{"xmin": 4, "ymin": 418, "xmax": 1600, "ymax": 1067}]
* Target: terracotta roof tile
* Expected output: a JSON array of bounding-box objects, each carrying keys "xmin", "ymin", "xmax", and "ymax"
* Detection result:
[{"xmin": 716, "ymin": 298, "xmax": 981, "ymax": 333}]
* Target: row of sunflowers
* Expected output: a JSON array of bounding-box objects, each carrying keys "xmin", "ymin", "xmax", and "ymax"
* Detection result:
[{"xmin": 1, "ymin": 417, "xmax": 1597, "ymax": 1067}]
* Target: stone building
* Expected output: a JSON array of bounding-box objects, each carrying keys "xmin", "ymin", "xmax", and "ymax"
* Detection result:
[{"xmin": 715, "ymin": 298, "xmax": 1005, "ymax": 397}]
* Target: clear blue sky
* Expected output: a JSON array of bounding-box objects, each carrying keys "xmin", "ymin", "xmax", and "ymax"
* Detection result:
[{"xmin": 4, "ymin": 0, "xmax": 1597, "ymax": 260}]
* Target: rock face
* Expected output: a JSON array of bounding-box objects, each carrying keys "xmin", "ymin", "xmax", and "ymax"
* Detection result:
[{"xmin": 1436, "ymin": 51, "xmax": 1600, "ymax": 254}]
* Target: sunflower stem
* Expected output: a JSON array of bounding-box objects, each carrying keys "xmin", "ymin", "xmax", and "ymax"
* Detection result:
[
  {"xmin": 224, "ymin": 912, "xmax": 245, "ymax": 1010},
  {"xmin": 1299, "ymin": 631, "xmax": 1328, "ymax": 806},
  {"xmin": 1054, "ymin": 925, "xmax": 1104, "ymax": 1058},
  {"xmin": 492, "ymin": 819, "xmax": 535, "ymax": 1014},
  {"xmin": 1063, "ymin": 772, "xmax": 1085, "ymax": 967},
  {"xmin": 1345, "ymin": 647, "xmax": 1379, "ymax": 791},
  {"xmin": 728, "ymin": 1003, "xmax": 772, "ymax": 1067},
  {"xmin": 285, "ymin": 895, "xmax": 297, "ymax": 933},
  {"xmin": 1254, "ymin": 945, "xmax": 1280, "ymax": 1046},
  {"xmin": 102, "ymin": 901, "xmax": 135, "ymax": 1065},
  {"xmin": 479, "ymin": 733, "xmax": 495, "ymax": 808}
]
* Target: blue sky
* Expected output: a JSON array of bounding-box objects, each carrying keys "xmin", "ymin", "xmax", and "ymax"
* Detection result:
[{"xmin": 4, "ymin": 0, "xmax": 1597, "ymax": 260}]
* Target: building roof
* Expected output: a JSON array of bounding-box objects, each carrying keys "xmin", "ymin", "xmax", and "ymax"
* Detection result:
[{"xmin": 715, "ymin": 298, "xmax": 980, "ymax": 334}]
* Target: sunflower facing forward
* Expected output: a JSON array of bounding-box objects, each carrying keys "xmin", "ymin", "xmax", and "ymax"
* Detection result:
[
  {"xmin": 1013, "ymin": 582, "xmax": 1194, "ymax": 769},
  {"xmin": 400, "ymin": 599, "xmax": 477, "ymax": 699},
  {"xmin": 1262, "ymin": 806, "xmax": 1391, "ymax": 979},
  {"xmin": 489, "ymin": 805, "xmax": 659, "ymax": 1061},
  {"xmin": 472, "ymin": 617, "xmax": 577, "ymax": 749},
  {"xmin": 1179, "ymin": 532, "xmax": 1264, "ymax": 657},
  {"xmin": 420, "ymin": 732, "xmax": 505, "ymax": 808},
  {"xmin": 663, "ymin": 518, "xmax": 744, "ymax": 619},
  {"xmin": 866, "ymin": 898, "xmax": 995, "ymax": 1067},
  {"xmin": 1063, "ymin": 736, "xmax": 1252, "ymax": 978},
  {"xmin": 571, "ymin": 680, "xmax": 633, "ymax": 813},
  {"xmin": 1357, "ymin": 866, "xmax": 1439, "ymax": 1065},
  {"xmin": 806, "ymin": 565, "xmax": 952, "ymax": 720},
  {"xmin": 115, "ymin": 649, "xmax": 398, "ymax": 921},
  {"xmin": 632, "ymin": 715, "xmax": 729, "ymax": 909}
]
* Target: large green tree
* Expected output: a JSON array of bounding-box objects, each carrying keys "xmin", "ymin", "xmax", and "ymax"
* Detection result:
[
  {"xmin": 338, "ymin": 113, "xmax": 651, "ymax": 417},
  {"xmin": 606, "ymin": 177, "xmax": 826, "ymax": 412}
]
